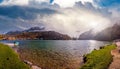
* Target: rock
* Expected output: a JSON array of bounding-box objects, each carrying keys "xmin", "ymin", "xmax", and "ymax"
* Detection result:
[
  {"xmin": 23, "ymin": 60, "xmax": 33, "ymax": 66},
  {"xmin": 32, "ymin": 66, "xmax": 41, "ymax": 69},
  {"xmin": 23, "ymin": 60, "xmax": 41, "ymax": 69}
]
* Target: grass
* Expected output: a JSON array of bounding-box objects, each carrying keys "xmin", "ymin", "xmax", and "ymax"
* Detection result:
[
  {"xmin": 80, "ymin": 44, "xmax": 116, "ymax": 69},
  {"xmin": 0, "ymin": 43, "xmax": 30, "ymax": 69}
]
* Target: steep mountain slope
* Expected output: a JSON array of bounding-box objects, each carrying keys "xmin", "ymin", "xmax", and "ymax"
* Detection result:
[{"xmin": 79, "ymin": 24, "xmax": 120, "ymax": 41}]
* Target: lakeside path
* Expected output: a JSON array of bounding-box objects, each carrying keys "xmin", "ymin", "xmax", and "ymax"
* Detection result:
[{"xmin": 109, "ymin": 47, "xmax": 120, "ymax": 69}]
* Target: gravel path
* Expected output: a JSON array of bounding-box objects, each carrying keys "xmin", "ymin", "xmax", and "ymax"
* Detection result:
[{"xmin": 109, "ymin": 49, "xmax": 120, "ymax": 69}]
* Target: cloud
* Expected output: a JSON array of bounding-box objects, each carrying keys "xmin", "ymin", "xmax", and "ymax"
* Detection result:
[
  {"xmin": 92, "ymin": 0, "xmax": 120, "ymax": 22},
  {"xmin": 53, "ymin": 0, "xmax": 94, "ymax": 7},
  {"xmin": 74, "ymin": 1, "xmax": 112, "ymax": 16},
  {"xmin": 0, "ymin": 16, "xmax": 28, "ymax": 33},
  {"xmin": 0, "ymin": 0, "xmax": 50, "ymax": 6},
  {"xmin": 0, "ymin": 0, "xmax": 29, "ymax": 5},
  {"xmin": 0, "ymin": 6, "xmax": 58, "ymax": 20},
  {"xmin": 0, "ymin": 5, "xmax": 111, "ymax": 37},
  {"xmin": 0, "ymin": 0, "xmax": 120, "ymax": 37},
  {"xmin": 0, "ymin": 6, "xmax": 58, "ymax": 33},
  {"xmin": 29, "ymin": 1, "xmax": 60, "ymax": 9},
  {"xmin": 1, "ymin": 0, "xmax": 120, "ymax": 9},
  {"xmin": 0, "ymin": 0, "xmax": 94, "ymax": 8},
  {"xmin": 0, "ymin": 0, "xmax": 48, "ymax": 6},
  {"xmin": 34, "ymin": 8, "xmax": 111, "ymax": 37}
]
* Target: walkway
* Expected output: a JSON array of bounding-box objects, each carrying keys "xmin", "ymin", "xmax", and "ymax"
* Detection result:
[{"xmin": 109, "ymin": 49, "xmax": 120, "ymax": 69}]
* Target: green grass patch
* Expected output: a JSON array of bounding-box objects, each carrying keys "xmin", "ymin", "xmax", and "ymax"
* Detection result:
[
  {"xmin": 80, "ymin": 44, "xmax": 116, "ymax": 69},
  {"xmin": 0, "ymin": 43, "xmax": 30, "ymax": 69}
]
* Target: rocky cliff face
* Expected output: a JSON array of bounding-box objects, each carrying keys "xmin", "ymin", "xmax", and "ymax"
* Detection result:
[{"xmin": 79, "ymin": 24, "xmax": 120, "ymax": 41}]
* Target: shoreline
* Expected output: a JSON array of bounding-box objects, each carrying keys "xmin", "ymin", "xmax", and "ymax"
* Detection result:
[
  {"xmin": 80, "ymin": 44, "xmax": 116, "ymax": 69},
  {"xmin": 108, "ymin": 49, "xmax": 120, "ymax": 69},
  {"xmin": 108, "ymin": 47, "xmax": 120, "ymax": 68},
  {"xmin": 4, "ymin": 43, "xmax": 41, "ymax": 69},
  {"xmin": 2, "ymin": 41, "xmax": 113, "ymax": 69},
  {"xmin": 0, "ymin": 43, "xmax": 30, "ymax": 69}
]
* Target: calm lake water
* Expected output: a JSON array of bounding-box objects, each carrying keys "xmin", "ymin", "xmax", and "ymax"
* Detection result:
[{"xmin": 1, "ymin": 40, "xmax": 109, "ymax": 69}]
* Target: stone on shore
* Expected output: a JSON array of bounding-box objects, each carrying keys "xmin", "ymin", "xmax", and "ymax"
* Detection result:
[{"xmin": 32, "ymin": 66, "xmax": 41, "ymax": 69}]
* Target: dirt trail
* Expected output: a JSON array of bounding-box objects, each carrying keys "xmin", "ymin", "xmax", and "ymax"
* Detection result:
[{"xmin": 109, "ymin": 49, "xmax": 120, "ymax": 69}]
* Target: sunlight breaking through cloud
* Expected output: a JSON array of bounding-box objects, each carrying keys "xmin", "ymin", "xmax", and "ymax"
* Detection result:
[{"xmin": 34, "ymin": 8, "xmax": 111, "ymax": 37}]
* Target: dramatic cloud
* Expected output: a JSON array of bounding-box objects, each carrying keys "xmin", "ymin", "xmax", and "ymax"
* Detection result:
[
  {"xmin": 93, "ymin": 0, "xmax": 120, "ymax": 22},
  {"xmin": 0, "ymin": 0, "xmax": 120, "ymax": 37},
  {"xmin": 0, "ymin": 6, "xmax": 58, "ymax": 33},
  {"xmin": 0, "ymin": 6, "xmax": 57, "ymax": 19},
  {"xmin": 0, "ymin": 5, "xmax": 111, "ymax": 37},
  {"xmin": 0, "ymin": 0, "xmax": 29, "ymax": 5},
  {"xmin": 39, "ymin": 8, "xmax": 110, "ymax": 37},
  {"xmin": 0, "ymin": 0, "xmax": 94, "ymax": 7},
  {"xmin": 52, "ymin": 0, "xmax": 94, "ymax": 7},
  {"xmin": 0, "ymin": 15, "xmax": 33, "ymax": 33},
  {"xmin": 0, "ymin": 0, "xmax": 120, "ymax": 8}
]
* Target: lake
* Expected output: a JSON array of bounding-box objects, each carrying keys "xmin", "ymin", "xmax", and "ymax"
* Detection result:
[{"xmin": 1, "ymin": 40, "xmax": 109, "ymax": 69}]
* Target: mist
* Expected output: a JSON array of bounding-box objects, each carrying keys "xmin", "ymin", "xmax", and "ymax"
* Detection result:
[
  {"xmin": 0, "ymin": 1, "xmax": 118, "ymax": 37},
  {"xmin": 34, "ymin": 8, "xmax": 111, "ymax": 37}
]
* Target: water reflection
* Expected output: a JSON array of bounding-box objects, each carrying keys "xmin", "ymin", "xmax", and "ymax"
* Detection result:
[{"xmin": 88, "ymin": 40, "xmax": 99, "ymax": 52}]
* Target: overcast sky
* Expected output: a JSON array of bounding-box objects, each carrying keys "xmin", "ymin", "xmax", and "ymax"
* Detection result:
[{"xmin": 0, "ymin": 0, "xmax": 120, "ymax": 37}]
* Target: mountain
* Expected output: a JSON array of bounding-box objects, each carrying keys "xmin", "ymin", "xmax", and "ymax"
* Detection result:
[
  {"xmin": 6, "ymin": 26, "xmax": 45, "ymax": 35},
  {"xmin": 97, "ymin": 23, "xmax": 120, "ymax": 41},
  {"xmin": 79, "ymin": 29, "xmax": 94, "ymax": 40},
  {"xmin": 24, "ymin": 26, "xmax": 45, "ymax": 32},
  {"xmin": 6, "ymin": 31, "xmax": 22, "ymax": 35},
  {"xmin": 5, "ymin": 27, "xmax": 71, "ymax": 40},
  {"xmin": 79, "ymin": 24, "xmax": 120, "ymax": 41}
]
